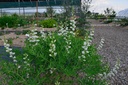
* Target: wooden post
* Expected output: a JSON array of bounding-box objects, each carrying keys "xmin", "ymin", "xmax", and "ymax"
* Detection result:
[
  {"xmin": 23, "ymin": 7, "xmax": 25, "ymax": 18},
  {"xmin": 36, "ymin": 1, "xmax": 38, "ymax": 21},
  {"xmin": 0, "ymin": 9, "xmax": 2, "ymax": 17},
  {"xmin": 18, "ymin": 0, "xmax": 21, "ymax": 15}
]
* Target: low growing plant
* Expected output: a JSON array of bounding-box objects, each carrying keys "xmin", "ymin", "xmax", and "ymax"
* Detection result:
[
  {"xmin": 39, "ymin": 19, "xmax": 57, "ymax": 28},
  {"xmin": 0, "ymin": 14, "xmax": 28, "ymax": 28},
  {"xmin": 120, "ymin": 18, "xmax": 128, "ymax": 26},
  {"xmin": 0, "ymin": 16, "xmax": 17, "ymax": 28}
]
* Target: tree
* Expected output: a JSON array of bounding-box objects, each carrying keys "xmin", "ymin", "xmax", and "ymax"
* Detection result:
[
  {"xmin": 76, "ymin": 0, "xmax": 92, "ymax": 29},
  {"xmin": 46, "ymin": 6, "xmax": 56, "ymax": 18},
  {"xmin": 104, "ymin": 8, "xmax": 116, "ymax": 18}
]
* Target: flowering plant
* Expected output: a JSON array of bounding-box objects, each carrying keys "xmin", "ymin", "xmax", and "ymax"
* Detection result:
[{"xmin": 0, "ymin": 19, "xmax": 120, "ymax": 85}]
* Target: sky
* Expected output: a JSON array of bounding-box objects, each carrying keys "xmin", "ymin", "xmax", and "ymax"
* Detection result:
[{"xmin": 89, "ymin": 0, "xmax": 128, "ymax": 14}]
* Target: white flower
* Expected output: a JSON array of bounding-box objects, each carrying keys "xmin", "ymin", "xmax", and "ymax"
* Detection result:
[
  {"xmin": 55, "ymin": 81, "xmax": 60, "ymax": 85},
  {"xmin": 23, "ymin": 57, "xmax": 27, "ymax": 60},
  {"xmin": 54, "ymin": 53, "xmax": 57, "ymax": 56},
  {"xmin": 25, "ymin": 34, "xmax": 30, "ymax": 37},
  {"xmin": 50, "ymin": 70, "xmax": 53, "ymax": 74},
  {"xmin": 98, "ymin": 38, "xmax": 105, "ymax": 50},
  {"xmin": 34, "ymin": 24, "xmax": 37, "ymax": 26},
  {"xmin": 18, "ymin": 65, "xmax": 21, "ymax": 69},
  {"xmin": 24, "ymin": 61, "xmax": 27, "ymax": 64},
  {"xmin": 82, "ymin": 51, "xmax": 85, "ymax": 54},
  {"xmin": 78, "ymin": 56, "xmax": 81, "ymax": 59},
  {"xmin": 13, "ymin": 56, "xmax": 16, "ymax": 59},
  {"xmin": 83, "ymin": 59, "xmax": 86, "ymax": 61},
  {"xmin": 49, "ymin": 54, "xmax": 52, "ymax": 57},
  {"xmin": 82, "ymin": 55, "xmax": 86, "ymax": 58},
  {"xmin": 10, "ymin": 52, "xmax": 15, "ymax": 55},
  {"xmin": 68, "ymin": 46, "xmax": 71, "ymax": 48},
  {"xmin": 13, "ymin": 60, "xmax": 17, "ymax": 63},
  {"xmin": 27, "ymin": 73, "xmax": 29, "ymax": 78},
  {"xmin": 9, "ymin": 55, "xmax": 13, "ymax": 58}
]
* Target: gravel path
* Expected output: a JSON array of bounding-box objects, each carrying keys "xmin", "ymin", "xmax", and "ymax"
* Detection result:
[{"xmin": 90, "ymin": 19, "xmax": 128, "ymax": 85}]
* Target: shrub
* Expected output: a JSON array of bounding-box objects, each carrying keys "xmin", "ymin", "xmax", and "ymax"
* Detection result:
[
  {"xmin": 0, "ymin": 19, "xmax": 120, "ymax": 85},
  {"xmin": 22, "ymin": 30, "xmax": 31, "ymax": 35},
  {"xmin": 17, "ymin": 18, "xmax": 28, "ymax": 27},
  {"xmin": 103, "ymin": 19, "xmax": 113, "ymax": 24},
  {"xmin": 120, "ymin": 18, "xmax": 128, "ymax": 26},
  {"xmin": 40, "ymin": 19, "xmax": 57, "ymax": 28},
  {"xmin": 0, "ymin": 16, "xmax": 17, "ymax": 28},
  {"xmin": 0, "ymin": 15, "xmax": 28, "ymax": 28}
]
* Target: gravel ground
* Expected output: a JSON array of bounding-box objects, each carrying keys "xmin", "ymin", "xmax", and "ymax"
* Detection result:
[{"xmin": 90, "ymin": 19, "xmax": 128, "ymax": 85}]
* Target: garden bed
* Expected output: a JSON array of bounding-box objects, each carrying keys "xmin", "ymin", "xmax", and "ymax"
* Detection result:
[{"xmin": 0, "ymin": 28, "xmax": 56, "ymax": 47}]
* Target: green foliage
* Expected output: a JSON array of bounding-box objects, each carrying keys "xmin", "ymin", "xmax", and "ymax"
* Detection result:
[
  {"xmin": 0, "ymin": 29, "xmax": 108, "ymax": 85},
  {"xmin": 76, "ymin": 17, "xmax": 90, "ymax": 29},
  {"xmin": 104, "ymin": 8, "xmax": 116, "ymax": 17},
  {"xmin": 75, "ymin": 29, "xmax": 87, "ymax": 37},
  {"xmin": 120, "ymin": 18, "xmax": 128, "ymax": 26},
  {"xmin": 97, "ymin": 14, "xmax": 106, "ymax": 19},
  {"xmin": 46, "ymin": 7, "xmax": 56, "ymax": 18},
  {"xmin": 17, "ymin": 18, "xmax": 28, "ymax": 27},
  {"xmin": 0, "ymin": 32, "xmax": 4, "ymax": 36},
  {"xmin": 103, "ymin": 19, "xmax": 113, "ymax": 24},
  {"xmin": 39, "ymin": 19, "xmax": 57, "ymax": 28},
  {"xmin": 15, "ymin": 31, "xmax": 22, "ymax": 35},
  {"xmin": 0, "ymin": 14, "xmax": 28, "ymax": 28},
  {"xmin": 7, "ymin": 38, "xmax": 13, "ymax": 45},
  {"xmin": 0, "ymin": 16, "xmax": 17, "ymax": 28},
  {"xmin": 22, "ymin": 30, "xmax": 31, "ymax": 35}
]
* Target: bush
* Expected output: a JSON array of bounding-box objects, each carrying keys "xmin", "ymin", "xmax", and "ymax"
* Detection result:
[
  {"xmin": 0, "ymin": 20, "xmax": 110, "ymax": 85},
  {"xmin": 0, "ymin": 14, "xmax": 28, "ymax": 28},
  {"xmin": 120, "ymin": 18, "xmax": 128, "ymax": 26},
  {"xmin": 0, "ymin": 16, "xmax": 17, "ymax": 28},
  {"xmin": 1, "ymin": 32, "xmax": 108, "ymax": 85},
  {"xmin": 40, "ymin": 19, "xmax": 57, "ymax": 28},
  {"xmin": 1, "ymin": 19, "xmax": 120, "ymax": 85},
  {"xmin": 103, "ymin": 19, "xmax": 113, "ymax": 24}
]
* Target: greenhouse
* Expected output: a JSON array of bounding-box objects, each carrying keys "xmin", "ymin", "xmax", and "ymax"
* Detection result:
[
  {"xmin": 117, "ymin": 8, "xmax": 128, "ymax": 18},
  {"xmin": 0, "ymin": 0, "xmax": 81, "ymax": 8},
  {"xmin": 0, "ymin": 0, "xmax": 81, "ymax": 15}
]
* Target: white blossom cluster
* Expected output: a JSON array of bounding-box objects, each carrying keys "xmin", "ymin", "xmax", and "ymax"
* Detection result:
[
  {"xmin": 40, "ymin": 29, "xmax": 46, "ymax": 40},
  {"xmin": 58, "ymin": 19, "xmax": 76, "ymax": 54},
  {"xmin": 88, "ymin": 29, "xmax": 94, "ymax": 42},
  {"xmin": 49, "ymin": 36, "xmax": 57, "ymax": 57},
  {"xmin": 70, "ymin": 19, "xmax": 76, "ymax": 31},
  {"xmin": 55, "ymin": 81, "xmax": 60, "ymax": 85},
  {"xmin": 98, "ymin": 38, "xmax": 105, "ymax": 50},
  {"xmin": 64, "ymin": 36, "xmax": 72, "ymax": 54},
  {"xmin": 3, "ymin": 39, "xmax": 20, "ymax": 68},
  {"xmin": 50, "ymin": 68, "xmax": 56, "ymax": 74},
  {"xmin": 58, "ymin": 18, "xmax": 76, "ymax": 36},
  {"xmin": 58, "ymin": 24, "xmax": 68, "ymax": 36},
  {"xmin": 78, "ymin": 41, "xmax": 88, "ymax": 61},
  {"xmin": 78, "ymin": 29, "xmax": 94, "ymax": 61},
  {"xmin": 25, "ymin": 29, "xmax": 39, "ymax": 45},
  {"xmin": 99, "ymin": 60, "xmax": 120, "ymax": 79},
  {"xmin": 23, "ymin": 53, "xmax": 30, "ymax": 78}
]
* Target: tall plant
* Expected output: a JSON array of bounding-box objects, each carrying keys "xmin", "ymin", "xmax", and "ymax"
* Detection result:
[
  {"xmin": 76, "ymin": 0, "xmax": 92, "ymax": 29},
  {"xmin": 0, "ymin": 18, "xmax": 114, "ymax": 85},
  {"xmin": 46, "ymin": 6, "xmax": 56, "ymax": 18},
  {"xmin": 104, "ymin": 8, "xmax": 116, "ymax": 19}
]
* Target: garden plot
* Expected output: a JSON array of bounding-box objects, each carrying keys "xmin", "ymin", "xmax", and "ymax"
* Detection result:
[{"xmin": 0, "ymin": 28, "xmax": 56, "ymax": 47}]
